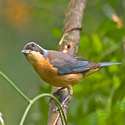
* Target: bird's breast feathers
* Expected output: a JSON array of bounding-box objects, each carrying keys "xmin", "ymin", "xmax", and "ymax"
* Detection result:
[{"xmin": 33, "ymin": 57, "xmax": 82, "ymax": 87}]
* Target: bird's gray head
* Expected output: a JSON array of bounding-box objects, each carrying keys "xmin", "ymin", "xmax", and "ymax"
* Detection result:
[
  {"xmin": 21, "ymin": 42, "xmax": 47, "ymax": 55},
  {"xmin": 21, "ymin": 42, "xmax": 48, "ymax": 64}
]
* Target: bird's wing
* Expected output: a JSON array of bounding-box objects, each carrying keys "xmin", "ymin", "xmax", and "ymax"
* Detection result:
[
  {"xmin": 48, "ymin": 51, "xmax": 121, "ymax": 75},
  {"xmin": 49, "ymin": 53, "xmax": 90, "ymax": 75}
]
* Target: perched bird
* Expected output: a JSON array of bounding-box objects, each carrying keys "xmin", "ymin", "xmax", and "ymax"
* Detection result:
[{"xmin": 22, "ymin": 42, "xmax": 120, "ymax": 87}]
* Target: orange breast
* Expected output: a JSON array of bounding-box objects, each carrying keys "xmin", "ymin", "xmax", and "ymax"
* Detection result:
[{"xmin": 33, "ymin": 57, "xmax": 82, "ymax": 87}]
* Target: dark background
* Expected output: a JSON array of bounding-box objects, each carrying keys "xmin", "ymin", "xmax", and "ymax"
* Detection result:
[{"xmin": 0, "ymin": 0, "xmax": 125, "ymax": 125}]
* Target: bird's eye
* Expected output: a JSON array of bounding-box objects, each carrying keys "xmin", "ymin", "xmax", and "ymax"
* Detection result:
[
  {"xmin": 31, "ymin": 44, "xmax": 35, "ymax": 48},
  {"xmin": 29, "ymin": 44, "xmax": 36, "ymax": 51}
]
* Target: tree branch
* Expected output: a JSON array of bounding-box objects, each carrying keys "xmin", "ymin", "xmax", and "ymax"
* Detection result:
[
  {"xmin": 48, "ymin": 0, "xmax": 87, "ymax": 125},
  {"xmin": 59, "ymin": 0, "xmax": 86, "ymax": 55}
]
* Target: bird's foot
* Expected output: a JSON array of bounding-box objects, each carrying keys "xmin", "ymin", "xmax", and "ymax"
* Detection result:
[{"xmin": 52, "ymin": 86, "xmax": 73, "ymax": 112}]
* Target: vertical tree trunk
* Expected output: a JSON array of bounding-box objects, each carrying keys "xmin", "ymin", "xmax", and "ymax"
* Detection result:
[{"xmin": 48, "ymin": 0, "xmax": 87, "ymax": 125}]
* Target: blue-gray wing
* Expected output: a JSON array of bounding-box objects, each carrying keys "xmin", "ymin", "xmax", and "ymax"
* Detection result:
[
  {"xmin": 49, "ymin": 52, "xmax": 90, "ymax": 75},
  {"xmin": 55, "ymin": 61, "xmax": 90, "ymax": 75}
]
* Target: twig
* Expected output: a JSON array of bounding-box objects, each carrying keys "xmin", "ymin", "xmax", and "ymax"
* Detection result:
[
  {"xmin": 0, "ymin": 71, "xmax": 30, "ymax": 103},
  {"xmin": 0, "ymin": 112, "xmax": 4, "ymax": 125},
  {"xmin": 20, "ymin": 93, "xmax": 67, "ymax": 125},
  {"xmin": 0, "ymin": 70, "xmax": 67, "ymax": 125}
]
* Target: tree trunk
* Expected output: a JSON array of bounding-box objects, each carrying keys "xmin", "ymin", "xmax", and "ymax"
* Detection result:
[{"xmin": 48, "ymin": 0, "xmax": 87, "ymax": 125}]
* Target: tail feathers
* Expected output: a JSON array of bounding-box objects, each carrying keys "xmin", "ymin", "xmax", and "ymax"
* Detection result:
[{"xmin": 99, "ymin": 62, "xmax": 121, "ymax": 67}]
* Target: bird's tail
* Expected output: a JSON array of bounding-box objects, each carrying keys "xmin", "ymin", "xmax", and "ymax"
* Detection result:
[{"xmin": 99, "ymin": 62, "xmax": 121, "ymax": 67}]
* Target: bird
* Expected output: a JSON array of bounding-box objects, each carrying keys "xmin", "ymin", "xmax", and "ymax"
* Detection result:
[{"xmin": 21, "ymin": 42, "xmax": 120, "ymax": 88}]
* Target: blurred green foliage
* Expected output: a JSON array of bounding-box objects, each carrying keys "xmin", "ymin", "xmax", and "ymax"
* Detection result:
[{"xmin": 0, "ymin": 0, "xmax": 125, "ymax": 125}]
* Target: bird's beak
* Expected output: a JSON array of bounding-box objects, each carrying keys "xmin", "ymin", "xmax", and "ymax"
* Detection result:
[{"xmin": 21, "ymin": 49, "xmax": 31, "ymax": 54}]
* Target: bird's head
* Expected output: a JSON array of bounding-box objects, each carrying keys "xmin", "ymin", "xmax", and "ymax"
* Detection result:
[{"xmin": 21, "ymin": 42, "xmax": 48, "ymax": 64}]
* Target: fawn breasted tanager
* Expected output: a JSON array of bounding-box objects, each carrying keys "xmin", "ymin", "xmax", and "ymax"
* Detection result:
[{"xmin": 21, "ymin": 42, "xmax": 120, "ymax": 87}]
